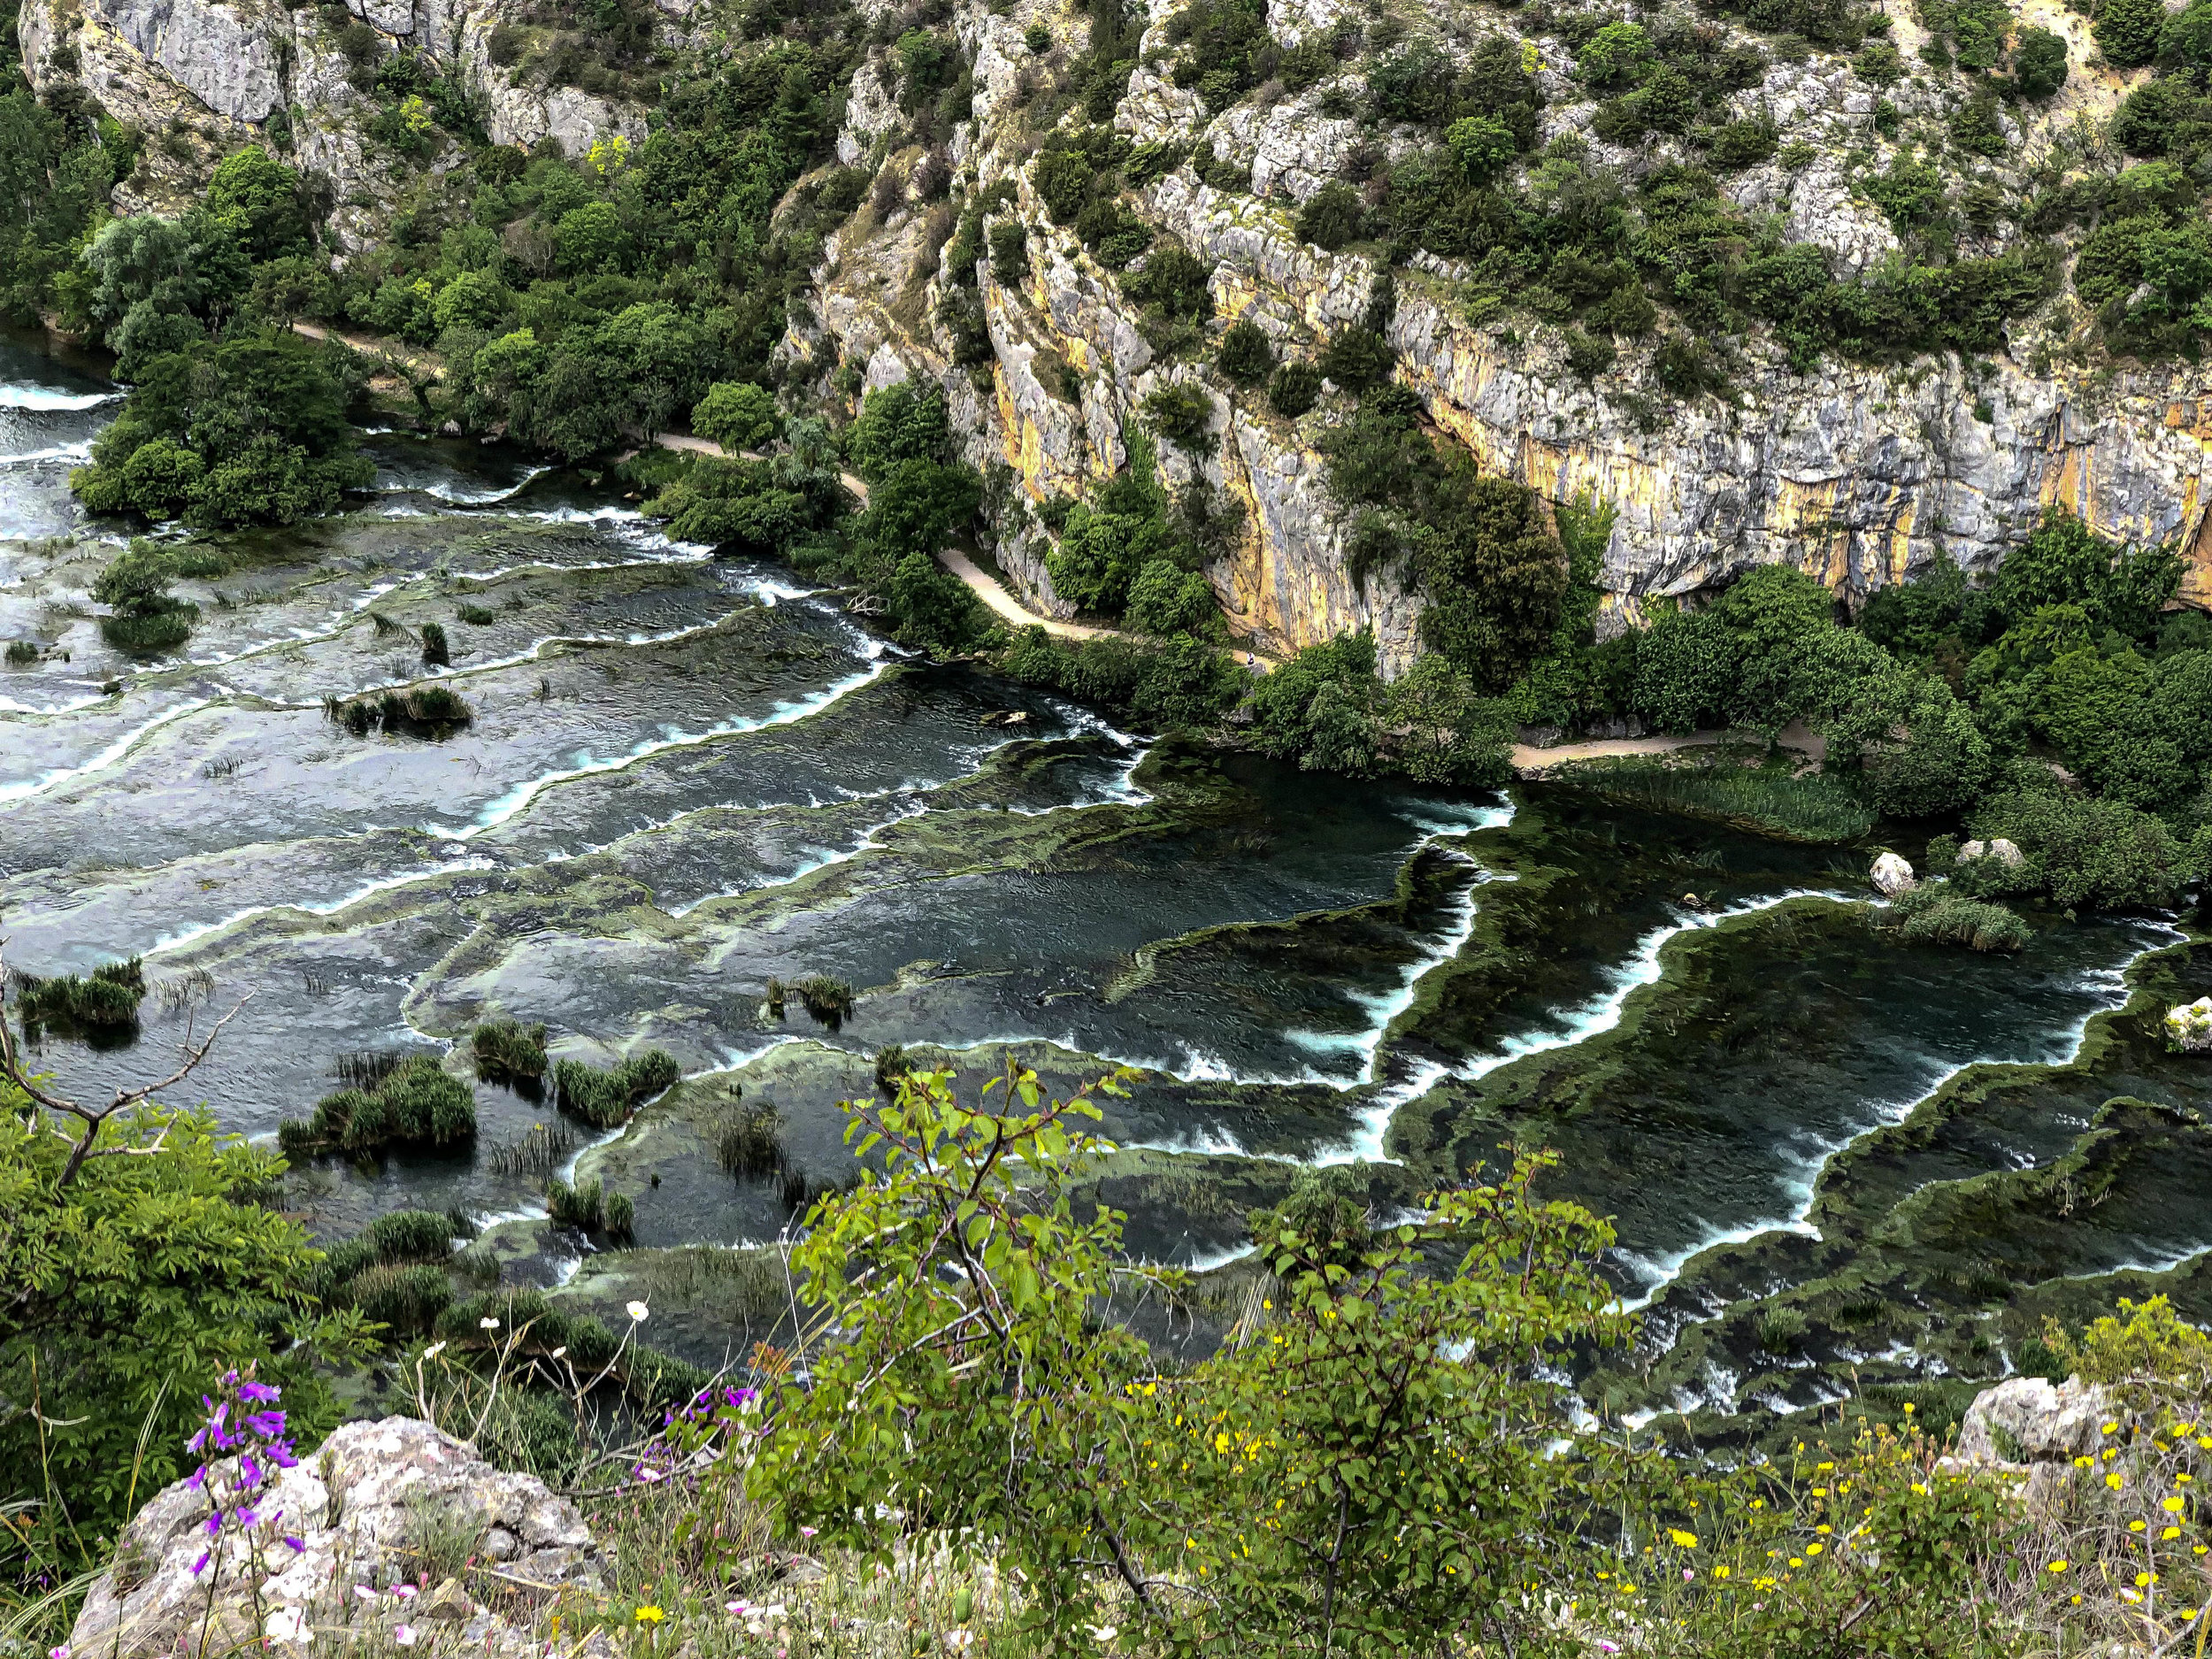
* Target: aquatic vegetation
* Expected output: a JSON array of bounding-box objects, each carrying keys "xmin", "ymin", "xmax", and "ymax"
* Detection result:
[
  {"xmin": 91, "ymin": 542, "xmax": 200, "ymax": 656},
  {"xmin": 1555, "ymin": 751, "xmax": 1877, "ymax": 841},
  {"xmin": 486, "ymin": 1119, "xmax": 577, "ymax": 1178},
  {"xmin": 1880, "ymin": 882, "xmax": 2032, "ymax": 952},
  {"xmin": 472, "ymin": 1018, "xmax": 549, "ymax": 1082},
  {"xmin": 420, "ymin": 620, "xmax": 450, "ymax": 666},
  {"xmin": 3, "ymin": 641, "xmax": 37, "ymax": 666},
  {"xmin": 546, "ymin": 1174, "xmax": 635, "ymax": 1241},
  {"xmin": 323, "ymin": 683, "xmax": 474, "ymax": 737},
  {"xmin": 276, "ymin": 1055, "xmax": 475, "ymax": 1155},
  {"xmin": 457, "ymin": 603, "xmax": 497, "ymax": 626},
  {"xmin": 873, "ymin": 1042, "xmax": 911, "ymax": 1094},
  {"xmin": 794, "ymin": 974, "xmax": 856, "ymax": 1027},
  {"xmin": 332, "ymin": 1048, "xmax": 406, "ymax": 1088},
  {"xmin": 13, "ymin": 956, "xmax": 147, "ymax": 1032},
  {"xmin": 714, "ymin": 1097, "xmax": 784, "ymax": 1178},
  {"xmin": 553, "ymin": 1048, "xmax": 680, "ymax": 1126}
]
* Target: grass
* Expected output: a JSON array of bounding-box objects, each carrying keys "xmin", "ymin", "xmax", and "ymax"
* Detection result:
[
  {"xmin": 488, "ymin": 1120, "xmax": 578, "ymax": 1178},
  {"xmin": 714, "ymin": 1098, "xmax": 785, "ymax": 1179},
  {"xmin": 1882, "ymin": 883, "xmax": 2033, "ymax": 952},
  {"xmin": 277, "ymin": 1056, "xmax": 475, "ymax": 1156},
  {"xmin": 1555, "ymin": 752, "xmax": 1876, "ymax": 842},
  {"xmin": 795, "ymin": 975, "xmax": 856, "ymax": 1027},
  {"xmin": 553, "ymin": 1049, "xmax": 681, "ymax": 1127},
  {"xmin": 472, "ymin": 1018, "xmax": 549, "ymax": 1083},
  {"xmin": 457, "ymin": 603, "xmax": 498, "ymax": 626},
  {"xmin": 325, "ymin": 685, "xmax": 473, "ymax": 737},
  {"xmin": 420, "ymin": 620, "xmax": 450, "ymax": 666},
  {"xmin": 14, "ymin": 956, "xmax": 146, "ymax": 1031},
  {"xmin": 4, "ymin": 640, "xmax": 38, "ymax": 666}
]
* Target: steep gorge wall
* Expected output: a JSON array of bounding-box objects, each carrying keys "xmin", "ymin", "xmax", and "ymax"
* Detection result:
[
  {"xmin": 17, "ymin": 0, "xmax": 651, "ymax": 252},
  {"xmin": 787, "ymin": 0, "xmax": 2212, "ymax": 671}
]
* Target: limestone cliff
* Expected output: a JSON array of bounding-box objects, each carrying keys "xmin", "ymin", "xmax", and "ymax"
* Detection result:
[
  {"xmin": 780, "ymin": 0, "xmax": 2212, "ymax": 672},
  {"xmin": 18, "ymin": 0, "xmax": 652, "ymax": 255}
]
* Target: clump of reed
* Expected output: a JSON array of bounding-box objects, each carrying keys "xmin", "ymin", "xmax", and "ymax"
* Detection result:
[
  {"xmin": 487, "ymin": 1119, "xmax": 577, "ymax": 1178},
  {"xmin": 278, "ymin": 1055, "xmax": 475, "ymax": 1156},
  {"xmin": 715, "ymin": 1097, "xmax": 785, "ymax": 1179},
  {"xmin": 1880, "ymin": 883, "xmax": 2032, "ymax": 953},
  {"xmin": 13, "ymin": 956, "xmax": 146, "ymax": 1032},
  {"xmin": 457, "ymin": 603, "xmax": 497, "ymax": 626},
  {"xmin": 324, "ymin": 684, "xmax": 473, "ymax": 737},
  {"xmin": 4, "ymin": 641, "xmax": 39, "ymax": 666},
  {"xmin": 874, "ymin": 1043, "xmax": 913, "ymax": 1094},
  {"xmin": 472, "ymin": 1018, "xmax": 549, "ymax": 1083},
  {"xmin": 546, "ymin": 1175, "xmax": 635, "ymax": 1242},
  {"xmin": 795, "ymin": 974, "xmax": 856, "ymax": 1029},
  {"xmin": 552, "ymin": 1048, "xmax": 680, "ymax": 1127},
  {"xmin": 420, "ymin": 621, "xmax": 450, "ymax": 666}
]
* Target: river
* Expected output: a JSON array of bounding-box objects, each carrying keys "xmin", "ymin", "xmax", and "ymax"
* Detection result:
[{"xmin": 4, "ymin": 327, "xmax": 2206, "ymax": 1428}]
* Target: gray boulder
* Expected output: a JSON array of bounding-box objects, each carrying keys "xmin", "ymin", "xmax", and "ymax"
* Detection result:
[{"xmin": 69, "ymin": 1417, "xmax": 605, "ymax": 1659}]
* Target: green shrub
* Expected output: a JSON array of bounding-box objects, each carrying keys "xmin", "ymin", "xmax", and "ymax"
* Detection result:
[
  {"xmin": 2012, "ymin": 26, "xmax": 2068, "ymax": 96},
  {"xmin": 1125, "ymin": 559, "xmax": 1217, "ymax": 635},
  {"xmin": 0, "ymin": 1091, "xmax": 355, "ymax": 1555},
  {"xmin": 691, "ymin": 381, "xmax": 782, "ymax": 451},
  {"xmin": 2097, "ymin": 0, "xmax": 2164, "ymax": 65},
  {"xmin": 15, "ymin": 957, "xmax": 147, "ymax": 1033},
  {"xmin": 1216, "ymin": 316, "xmax": 1275, "ymax": 383},
  {"xmin": 794, "ymin": 975, "xmax": 856, "ymax": 1025},
  {"xmin": 457, "ymin": 603, "xmax": 497, "ymax": 626},
  {"xmin": 1142, "ymin": 381, "xmax": 1214, "ymax": 449},
  {"xmin": 4, "ymin": 641, "xmax": 37, "ymax": 666},
  {"xmin": 1295, "ymin": 180, "xmax": 1363, "ymax": 250},
  {"xmin": 1267, "ymin": 360, "xmax": 1322, "ymax": 418},
  {"xmin": 419, "ymin": 621, "xmax": 450, "ymax": 666}
]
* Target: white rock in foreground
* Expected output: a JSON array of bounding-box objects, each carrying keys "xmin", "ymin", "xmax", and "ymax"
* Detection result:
[{"xmin": 70, "ymin": 1417, "xmax": 605, "ymax": 1659}]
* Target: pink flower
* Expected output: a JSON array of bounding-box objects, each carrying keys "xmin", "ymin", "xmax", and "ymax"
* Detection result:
[
  {"xmin": 1683, "ymin": 1568, "xmax": 1695, "ymax": 1581},
  {"xmin": 394, "ymin": 1626, "xmax": 418, "ymax": 1648},
  {"xmin": 355, "ymin": 1587, "xmax": 380, "ymax": 1601},
  {"xmin": 798, "ymin": 1527, "xmax": 817, "ymax": 1539}
]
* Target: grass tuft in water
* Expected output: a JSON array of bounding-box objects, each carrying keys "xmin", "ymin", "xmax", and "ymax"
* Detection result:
[
  {"xmin": 278, "ymin": 1055, "xmax": 475, "ymax": 1156},
  {"xmin": 795, "ymin": 974, "xmax": 856, "ymax": 1029},
  {"xmin": 472, "ymin": 1018, "xmax": 549, "ymax": 1083},
  {"xmin": 546, "ymin": 1175, "xmax": 636, "ymax": 1242},
  {"xmin": 14, "ymin": 956, "xmax": 146, "ymax": 1033},
  {"xmin": 457, "ymin": 603, "xmax": 497, "ymax": 626},
  {"xmin": 715, "ymin": 1098, "xmax": 785, "ymax": 1179},
  {"xmin": 420, "ymin": 621, "xmax": 450, "ymax": 666},
  {"xmin": 553, "ymin": 1048, "xmax": 680, "ymax": 1127},
  {"xmin": 488, "ymin": 1119, "xmax": 577, "ymax": 1178},
  {"xmin": 4, "ymin": 641, "xmax": 38, "ymax": 666}
]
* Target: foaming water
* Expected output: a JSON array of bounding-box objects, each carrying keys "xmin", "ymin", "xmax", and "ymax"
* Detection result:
[{"xmin": 0, "ymin": 383, "xmax": 119, "ymax": 411}]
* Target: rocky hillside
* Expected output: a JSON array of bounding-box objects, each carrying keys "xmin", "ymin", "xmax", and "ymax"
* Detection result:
[{"xmin": 25, "ymin": 0, "xmax": 2212, "ymax": 664}]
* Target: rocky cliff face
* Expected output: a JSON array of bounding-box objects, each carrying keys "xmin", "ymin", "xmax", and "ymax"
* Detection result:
[
  {"xmin": 31, "ymin": 0, "xmax": 2212, "ymax": 657},
  {"xmin": 780, "ymin": 0, "xmax": 2212, "ymax": 672},
  {"xmin": 18, "ymin": 0, "xmax": 650, "ymax": 254}
]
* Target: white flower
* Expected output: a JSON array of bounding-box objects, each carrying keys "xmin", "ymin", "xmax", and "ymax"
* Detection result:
[
  {"xmin": 945, "ymin": 1634, "xmax": 973, "ymax": 1651},
  {"xmin": 394, "ymin": 1625, "xmax": 419, "ymax": 1647},
  {"xmin": 626, "ymin": 1301, "xmax": 649, "ymax": 1322},
  {"xmin": 551, "ymin": 1347, "xmax": 566, "ymax": 1359},
  {"xmin": 421, "ymin": 1342, "xmax": 446, "ymax": 1360},
  {"xmin": 480, "ymin": 1317, "xmax": 500, "ymax": 1331},
  {"xmin": 263, "ymin": 1609, "xmax": 310, "ymax": 1647},
  {"xmin": 1087, "ymin": 1626, "xmax": 1118, "ymax": 1643}
]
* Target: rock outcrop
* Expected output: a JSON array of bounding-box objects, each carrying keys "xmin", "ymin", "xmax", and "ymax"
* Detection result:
[
  {"xmin": 1947, "ymin": 1373, "xmax": 2116, "ymax": 1512},
  {"xmin": 69, "ymin": 1417, "xmax": 604, "ymax": 1659},
  {"xmin": 781, "ymin": 0, "xmax": 2212, "ymax": 672}
]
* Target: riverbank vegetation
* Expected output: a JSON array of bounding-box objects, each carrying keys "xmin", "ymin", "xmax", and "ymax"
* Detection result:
[
  {"xmin": 13, "ymin": 1058, "xmax": 2206, "ymax": 1655},
  {"xmin": 1549, "ymin": 750, "xmax": 1878, "ymax": 841}
]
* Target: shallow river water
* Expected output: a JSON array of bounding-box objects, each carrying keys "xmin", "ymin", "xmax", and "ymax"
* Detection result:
[{"xmin": 4, "ymin": 328, "xmax": 2205, "ymax": 1416}]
